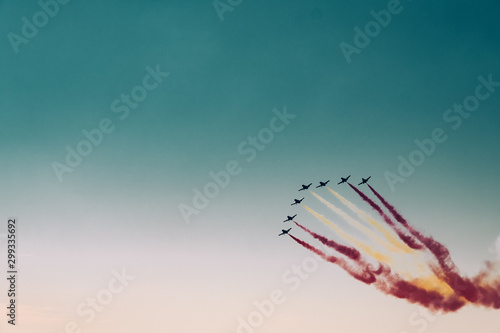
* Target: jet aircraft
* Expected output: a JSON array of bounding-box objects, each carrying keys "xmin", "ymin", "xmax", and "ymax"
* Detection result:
[
  {"xmin": 337, "ymin": 175, "xmax": 351, "ymax": 185},
  {"xmin": 279, "ymin": 228, "xmax": 292, "ymax": 236},
  {"xmin": 283, "ymin": 214, "xmax": 297, "ymax": 222},
  {"xmin": 316, "ymin": 180, "xmax": 330, "ymax": 188},
  {"xmin": 298, "ymin": 183, "xmax": 312, "ymax": 191},
  {"xmin": 291, "ymin": 197, "xmax": 304, "ymax": 206},
  {"xmin": 358, "ymin": 176, "xmax": 371, "ymax": 186}
]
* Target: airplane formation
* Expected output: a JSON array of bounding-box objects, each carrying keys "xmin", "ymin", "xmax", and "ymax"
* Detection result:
[
  {"xmin": 281, "ymin": 176, "xmax": 500, "ymax": 312},
  {"xmin": 279, "ymin": 176, "xmax": 370, "ymax": 235}
]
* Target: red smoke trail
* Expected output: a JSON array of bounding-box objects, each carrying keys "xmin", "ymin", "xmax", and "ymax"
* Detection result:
[
  {"xmin": 288, "ymin": 234, "xmax": 323, "ymax": 257},
  {"xmin": 367, "ymin": 184, "xmax": 500, "ymax": 306},
  {"xmin": 288, "ymin": 234, "xmax": 376, "ymax": 284},
  {"xmin": 384, "ymin": 274, "xmax": 467, "ymax": 312},
  {"xmin": 347, "ymin": 183, "xmax": 423, "ymax": 250},
  {"xmin": 472, "ymin": 262, "xmax": 500, "ymax": 308},
  {"xmin": 289, "ymin": 235, "xmax": 468, "ymax": 311},
  {"xmin": 293, "ymin": 221, "xmax": 361, "ymax": 261},
  {"xmin": 366, "ymin": 184, "xmax": 476, "ymax": 299}
]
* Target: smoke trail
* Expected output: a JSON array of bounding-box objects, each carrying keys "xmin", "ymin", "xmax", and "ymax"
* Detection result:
[
  {"xmin": 366, "ymin": 186, "xmax": 468, "ymax": 287},
  {"xmin": 347, "ymin": 183, "xmax": 423, "ymax": 251},
  {"xmin": 294, "ymin": 221, "xmax": 361, "ymax": 261},
  {"xmin": 366, "ymin": 184, "xmax": 488, "ymax": 304},
  {"xmin": 290, "ymin": 234, "xmax": 466, "ymax": 311},
  {"xmin": 288, "ymin": 234, "xmax": 377, "ymax": 284},
  {"xmin": 287, "ymin": 184, "xmax": 499, "ymax": 312},
  {"xmin": 470, "ymin": 262, "xmax": 500, "ymax": 309},
  {"xmin": 327, "ymin": 187, "xmax": 415, "ymax": 254},
  {"xmin": 366, "ymin": 184, "xmax": 441, "ymax": 252},
  {"xmin": 384, "ymin": 274, "xmax": 467, "ymax": 312},
  {"xmin": 346, "ymin": 183, "xmax": 478, "ymax": 301},
  {"xmin": 309, "ymin": 190, "xmax": 397, "ymax": 253},
  {"xmin": 302, "ymin": 204, "xmax": 392, "ymax": 264},
  {"xmin": 289, "ymin": 233, "xmax": 324, "ymax": 257}
]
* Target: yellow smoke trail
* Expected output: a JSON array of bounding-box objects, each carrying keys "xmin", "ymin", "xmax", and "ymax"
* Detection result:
[
  {"xmin": 327, "ymin": 187, "xmax": 414, "ymax": 255},
  {"xmin": 303, "ymin": 205, "xmax": 458, "ymax": 296},
  {"xmin": 314, "ymin": 190, "xmax": 456, "ymax": 294},
  {"xmin": 411, "ymin": 275, "xmax": 460, "ymax": 298},
  {"xmin": 302, "ymin": 204, "xmax": 392, "ymax": 264},
  {"xmin": 397, "ymin": 259, "xmax": 459, "ymax": 297},
  {"xmin": 310, "ymin": 190, "xmax": 402, "ymax": 254},
  {"xmin": 325, "ymin": 188, "xmax": 456, "ymax": 294}
]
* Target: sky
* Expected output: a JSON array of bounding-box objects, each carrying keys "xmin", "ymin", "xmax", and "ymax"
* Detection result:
[{"xmin": 1, "ymin": 0, "xmax": 500, "ymax": 332}]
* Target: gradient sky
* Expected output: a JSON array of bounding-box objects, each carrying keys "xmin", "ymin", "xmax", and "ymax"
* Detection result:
[{"xmin": 1, "ymin": 0, "xmax": 500, "ymax": 332}]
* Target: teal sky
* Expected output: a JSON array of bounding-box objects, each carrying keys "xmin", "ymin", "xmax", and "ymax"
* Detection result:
[{"xmin": 1, "ymin": 0, "xmax": 500, "ymax": 332}]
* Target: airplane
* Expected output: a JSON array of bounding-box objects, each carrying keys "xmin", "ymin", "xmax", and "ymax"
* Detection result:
[
  {"xmin": 337, "ymin": 175, "xmax": 351, "ymax": 185},
  {"xmin": 358, "ymin": 176, "xmax": 371, "ymax": 186},
  {"xmin": 279, "ymin": 228, "xmax": 292, "ymax": 236},
  {"xmin": 316, "ymin": 180, "xmax": 330, "ymax": 188},
  {"xmin": 298, "ymin": 183, "xmax": 312, "ymax": 191},
  {"xmin": 283, "ymin": 214, "xmax": 297, "ymax": 222},
  {"xmin": 291, "ymin": 197, "xmax": 304, "ymax": 206}
]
